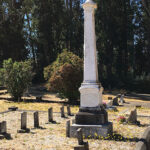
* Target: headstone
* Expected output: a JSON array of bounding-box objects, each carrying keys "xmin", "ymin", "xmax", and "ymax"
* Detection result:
[
  {"xmin": 127, "ymin": 108, "xmax": 137, "ymax": 124},
  {"xmin": 119, "ymin": 94, "xmax": 125, "ymax": 104},
  {"xmin": 48, "ymin": 107, "xmax": 53, "ymax": 122},
  {"xmin": 17, "ymin": 112, "xmax": 30, "ymax": 133},
  {"xmin": 21, "ymin": 112, "xmax": 27, "ymax": 130},
  {"xmin": 113, "ymin": 96, "xmax": 119, "ymax": 106},
  {"xmin": 107, "ymin": 100, "xmax": 113, "ymax": 107},
  {"xmin": 34, "ymin": 111, "xmax": 39, "ymax": 128},
  {"xmin": 0, "ymin": 121, "xmax": 11, "ymax": 139},
  {"xmin": 77, "ymin": 128, "xmax": 83, "ymax": 145},
  {"xmin": 67, "ymin": 106, "xmax": 71, "ymax": 116},
  {"xmin": 60, "ymin": 106, "xmax": 65, "ymax": 118},
  {"xmin": 66, "ymin": 120, "xmax": 70, "ymax": 137},
  {"xmin": 74, "ymin": 128, "xmax": 89, "ymax": 150},
  {"xmin": 0, "ymin": 121, "xmax": 6, "ymax": 134}
]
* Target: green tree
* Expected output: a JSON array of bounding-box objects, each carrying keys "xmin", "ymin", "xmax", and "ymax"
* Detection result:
[{"xmin": 0, "ymin": 58, "xmax": 33, "ymax": 101}]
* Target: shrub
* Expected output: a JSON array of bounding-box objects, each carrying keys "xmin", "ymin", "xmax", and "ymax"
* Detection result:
[
  {"xmin": 44, "ymin": 50, "xmax": 83, "ymax": 102},
  {"xmin": 0, "ymin": 58, "xmax": 33, "ymax": 102}
]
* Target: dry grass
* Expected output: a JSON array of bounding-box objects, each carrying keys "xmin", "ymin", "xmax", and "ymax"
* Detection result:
[{"xmin": 0, "ymin": 93, "xmax": 150, "ymax": 150}]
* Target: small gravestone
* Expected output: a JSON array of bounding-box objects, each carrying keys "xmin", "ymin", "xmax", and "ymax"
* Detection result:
[
  {"xmin": 119, "ymin": 94, "xmax": 125, "ymax": 104},
  {"xmin": 36, "ymin": 96, "xmax": 42, "ymax": 101},
  {"xmin": 0, "ymin": 121, "xmax": 11, "ymax": 139},
  {"xmin": 17, "ymin": 112, "xmax": 30, "ymax": 133},
  {"xmin": 8, "ymin": 106, "xmax": 18, "ymax": 111},
  {"xmin": 34, "ymin": 111, "xmax": 39, "ymax": 128},
  {"xmin": 48, "ymin": 107, "xmax": 53, "ymax": 122},
  {"xmin": 113, "ymin": 96, "xmax": 119, "ymax": 106},
  {"xmin": 127, "ymin": 108, "xmax": 139, "ymax": 125},
  {"xmin": 0, "ymin": 121, "xmax": 6, "ymax": 134},
  {"xmin": 66, "ymin": 120, "xmax": 70, "ymax": 137},
  {"xmin": 67, "ymin": 106, "xmax": 72, "ymax": 116},
  {"xmin": 77, "ymin": 128, "xmax": 83, "ymax": 145},
  {"xmin": 60, "ymin": 106, "xmax": 65, "ymax": 118},
  {"xmin": 74, "ymin": 128, "xmax": 89, "ymax": 150},
  {"xmin": 107, "ymin": 100, "xmax": 113, "ymax": 107}
]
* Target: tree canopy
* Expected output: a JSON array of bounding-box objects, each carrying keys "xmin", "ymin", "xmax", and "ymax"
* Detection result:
[{"xmin": 0, "ymin": 0, "xmax": 150, "ymax": 92}]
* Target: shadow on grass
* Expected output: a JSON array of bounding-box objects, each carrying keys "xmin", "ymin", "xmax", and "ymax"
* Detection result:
[{"xmin": 46, "ymin": 121, "xmax": 60, "ymax": 124}]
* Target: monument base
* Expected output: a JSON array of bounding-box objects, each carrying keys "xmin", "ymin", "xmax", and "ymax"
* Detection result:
[
  {"xmin": 70, "ymin": 122, "xmax": 113, "ymax": 138},
  {"xmin": 70, "ymin": 106, "xmax": 113, "ymax": 138}
]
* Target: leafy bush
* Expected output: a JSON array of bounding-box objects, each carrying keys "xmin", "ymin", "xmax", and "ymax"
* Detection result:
[
  {"xmin": 44, "ymin": 50, "xmax": 83, "ymax": 102},
  {"xmin": 0, "ymin": 58, "xmax": 33, "ymax": 101}
]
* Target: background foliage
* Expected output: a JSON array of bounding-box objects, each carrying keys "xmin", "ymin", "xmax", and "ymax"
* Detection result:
[
  {"xmin": 44, "ymin": 50, "xmax": 83, "ymax": 102},
  {"xmin": 0, "ymin": 0, "xmax": 150, "ymax": 93},
  {"xmin": 0, "ymin": 58, "xmax": 33, "ymax": 101}
]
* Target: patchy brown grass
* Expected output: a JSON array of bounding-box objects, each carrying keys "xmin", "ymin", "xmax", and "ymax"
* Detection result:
[{"xmin": 0, "ymin": 93, "xmax": 149, "ymax": 150}]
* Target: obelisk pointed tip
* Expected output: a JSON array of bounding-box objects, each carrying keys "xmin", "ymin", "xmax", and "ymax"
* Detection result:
[{"xmin": 83, "ymin": 0, "xmax": 97, "ymax": 9}]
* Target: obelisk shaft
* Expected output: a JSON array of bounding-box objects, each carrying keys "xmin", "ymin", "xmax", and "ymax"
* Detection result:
[
  {"xmin": 83, "ymin": 3, "xmax": 98, "ymax": 83},
  {"xmin": 79, "ymin": 0, "xmax": 102, "ymax": 108}
]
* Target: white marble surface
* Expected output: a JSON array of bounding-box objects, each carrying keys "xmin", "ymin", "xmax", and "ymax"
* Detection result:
[{"xmin": 79, "ymin": 0, "xmax": 103, "ymax": 107}]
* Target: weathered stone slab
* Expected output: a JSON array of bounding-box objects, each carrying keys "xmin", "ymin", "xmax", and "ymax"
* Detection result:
[
  {"xmin": 77, "ymin": 128, "xmax": 83, "ymax": 145},
  {"xmin": 112, "ymin": 96, "xmax": 119, "ymax": 106},
  {"xmin": 75, "ymin": 109, "xmax": 108, "ymax": 125},
  {"xmin": 66, "ymin": 120, "xmax": 70, "ymax": 137},
  {"xmin": 48, "ymin": 107, "xmax": 53, "ymax": 122},
  {"xmin": 67, "ymin": 106, "xmax": 72, "ymax": 116},
  {"xmin": 0, "ymin": 121, "xmax": 6, "ymax": 134},
  {"xmin": 127, "ymin": 108, "xmax": 137, "ymax": 124},
  {"xmin": 0, "ymin": 121, "xmax": 11, "ymax": 139},
  {"xmin": 70, "ymin": 122, "xmax": 113, "ymax": 138},
  {"xmin": 17, "ymin": 112, "xmax": 30, "ymax": 133},
  {"xmin": 34, "ymin": 111, "xmax": 39, "ymax": 128},
  {"xmin": 60, "ymin": 106, "xmax": 65, "ymax": 118},
  {"xmin": 119, "ymin": 94, "xmax": 125, "ymax": 104},
  {"xmin": 107, "ymin": 100, "xmax": 113, "ymax": 107},
  {"xmin": 21, "ymin": 112, "xmax": 27, "ymax": 129}
]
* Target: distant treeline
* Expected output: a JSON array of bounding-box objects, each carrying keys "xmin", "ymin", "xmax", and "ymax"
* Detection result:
[{"xmin": 0, "ymin": 0, "xmax": 150, "ymax": 93}]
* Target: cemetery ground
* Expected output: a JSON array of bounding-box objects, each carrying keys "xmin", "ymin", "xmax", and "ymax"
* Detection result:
[{"xmin": 0, "ymin": 88, "xmax": 150, "ymax": 150}]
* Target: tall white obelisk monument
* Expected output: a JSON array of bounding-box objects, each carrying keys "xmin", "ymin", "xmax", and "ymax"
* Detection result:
[{"xmin": 70, "ymin": 0, "xmax": 112, "ymax": 138}]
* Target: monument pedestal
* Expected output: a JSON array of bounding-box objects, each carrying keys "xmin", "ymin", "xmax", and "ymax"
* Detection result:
[
  {"xmin": 70, "ymin": 123, "xmax": 112, "ymax": 138},
  {"xmin": 70, "ymin": 106, "xmax": 113, "ymax": 138}
]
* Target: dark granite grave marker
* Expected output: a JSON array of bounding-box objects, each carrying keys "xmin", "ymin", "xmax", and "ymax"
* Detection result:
[
  {"xmin": 66, "ymin": 120, "xmax": 70, "ymax": 137},
  {"xmin": 0, "ymin": 121, "xmax": 11, "ymax": 139},
  {"xmin": 34, "ymin": 111, "xmax": 39, "ymax": 128},
  {"xmin": 67, "ymin": 106, "xmax": 71, "ymax": 116},
  {"xmin": 48, "ymin": 107, "xmax": 53, "ymax": 122},
  {"xmin": 17, "ymin": 112, "xmax": 30, "ymax": 133},
  {"xmin": 60, "ymin": 106, "xmax": 65, "ymax": 118}
]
